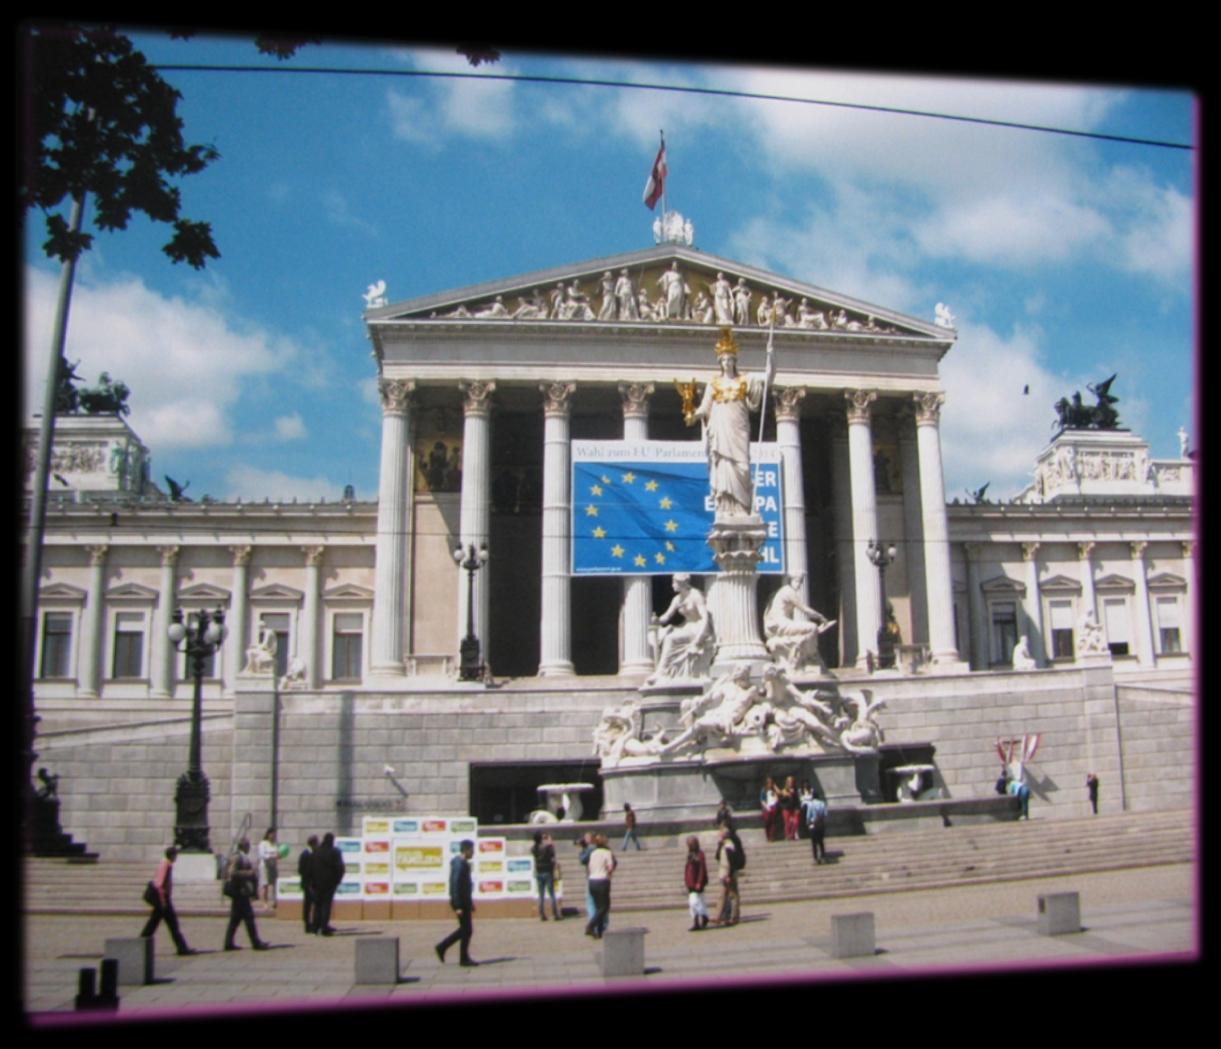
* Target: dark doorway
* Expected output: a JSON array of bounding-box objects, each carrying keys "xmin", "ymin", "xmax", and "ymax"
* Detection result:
[{"xmin": 469, "ymin": 761, "xmax": 604, "ymax": 825}]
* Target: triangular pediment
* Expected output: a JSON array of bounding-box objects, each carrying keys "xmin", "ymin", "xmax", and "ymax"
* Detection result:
[
  {"xmin": 367, "ymin": 245, "xmax": 946, "ymax": 341},
  {"xmin": 178, "ymin": 582, "xmax": 232, "ymax": 602},
  {"xmin": 981, "ymin": 575, "xmax": 1026, "ymax": 595},
  {"xmin": 1094, "ymin": 573, "xmax": 1134, "ymax": 592},
  {"xmin": 106, "ymin": 582, "xmax": 159, "ymax": 601},
  {"xmin": 323, "ymin": 583, "xmax": 374, "ymax": 601},
  {"xmin": 1040, "ymin": 574, "xmax": 1083, "ymax": 593},
  {"xmin": 249, "ymin": 583, "xmax": 304, "ymax": 603},
  {"xmin": 39, "ymin": 582, "xmax": 87, "ymax": 602},
  {"xmin": 1147, "ymin": 572, "xmax": 1187, "ymax": 590}
]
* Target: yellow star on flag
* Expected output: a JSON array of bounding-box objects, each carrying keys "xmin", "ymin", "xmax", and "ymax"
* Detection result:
[
  {"xmin": 645, "ymin": 480, "xmax": 658, "ymax": 491},
  {"xmin": 590, "ymin": 484, "xmax": 603, "ymax": 496},
  {"xmin": 611, "ymin": 544, "xmax": 625, "ymax": 558},
  {"xmin": 621, "ymin": 471, "xmax": 635, "ymax": 484},
  {"xmin": 659, "ymin": 497, "xmax": 673, "ymax": 509},
  {"xmin": 593, "ymin": 526, "xmax": 606, "ymax": 539},
  {"xmin": 654, "ymin": 552, "xmax": 666, "ymax": 565},
  {"xmin": 601, "ymin": 475, "xmax": 611, "ymax": 484},
  {"xmin": 664, "ymin": 519, "xmax": 678, "ymax": 533},
  {"xmin": 585, "ymin": 505, "xmax": 598, "ymax": 517},
  {"xmin": 665, "ymin": 541, "xmax": 675, "ymax": 552},
  {"xmin": 633, "ymin": 554, "xmax": 647, "ymax": 567}
]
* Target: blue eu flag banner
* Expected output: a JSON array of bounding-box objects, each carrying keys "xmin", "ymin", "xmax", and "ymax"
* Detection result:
[{"xmin": 571, "ymin": 440, "xmax": 784, "ymax": 575}]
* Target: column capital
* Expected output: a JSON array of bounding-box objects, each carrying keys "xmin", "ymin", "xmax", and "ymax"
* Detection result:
[
  {"xmin": 540, "ymin": 381, "xmax": 576, "ymax": 417},
  {"xmin": 1181, "ymin": 540, "xmax": 1195, "ymax": 559},
  {"xmin": 85, "ymin": 544, "xmax": 109, "ymax": 565},
  {"xmin": 773, "ymin": 385, "xmax": 807, "ymax": 423},
  {"xmin": 1077, "ymin": 540, "xmax": 1096, "ymax": 561},
  {"xmin": 1021, "ymin": 541, "xmax": 1040, "ymax": 562},
  {"xmin": 844, "ymin": 388, "xmax": 877, "ymax": 425},
  {"xmin": 302, "ymin": 544, "xmax": 326, "ymax": 566},
  {"xmin": 157, "ymin": 544, "xmax": 180, "ymax": 567},
  {"xmin": 963, "ymin": 541, "xmax": 984, "ymax": 562},
  {"xmin": 1130, "ymin": 540, "xmax": 1148, "ymax": 560},
  {"xmin": 618, "ymin": 381, "xmax": 654, "ymax": 420},
  {"xmin": 230, "ymin": 544, "xmax": 253, "ymax": 566},
  {"xmin": 378, "ymin": 378, "xmax": 416, "ymax": 415},
  {"xmin": 459, "ymin": 380, "xmax": 496, "ymax": 417},
  {"xmin": 913, "ymin": 391, "xmax": 946, "ymax": 426}
]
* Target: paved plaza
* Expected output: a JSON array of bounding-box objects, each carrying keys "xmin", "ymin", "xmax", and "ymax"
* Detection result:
[{"xmin": 24, "ymin": 862, "xmax": 1195, "ymax": 1022}]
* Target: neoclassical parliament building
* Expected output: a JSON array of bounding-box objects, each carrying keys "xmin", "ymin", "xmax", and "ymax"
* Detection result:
[{"xmin": 25, "ymin": 243, "xmax": 1196, "ymax": 859}]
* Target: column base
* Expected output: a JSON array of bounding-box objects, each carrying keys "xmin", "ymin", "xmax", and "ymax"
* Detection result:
[
  {"xmin": 928, "ymin": 654, "xmax": 971, "ymax": 674},
  {"xmin": 618, "ymin": 660, "xmax": 655, "ymax": 677},
  {"xmin": 538, "ymin": 662, "xmax": 575, "ymax": 678}
]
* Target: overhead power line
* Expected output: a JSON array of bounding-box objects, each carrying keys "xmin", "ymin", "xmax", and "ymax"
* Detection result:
[{"xmin": 152, "ymin": 64, "xmax": 1194, "ymax": 152}]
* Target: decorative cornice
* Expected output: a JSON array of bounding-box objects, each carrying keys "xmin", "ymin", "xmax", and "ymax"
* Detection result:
[
  {"xmin": 540, "ymin": 381, "xmax": 576, "ymax": 417},
  {"xmin": 459, "ymin": 380, "xmax": 496, "ymax": 417},
  {"xmin": 618, "ymin": 382, "xmax": 654, "ymax": 420},
  {"xmin": 844, "ymin": 389, "xmax": 877, "ymax": 425},
  {"xmin": 773, "ymin": 386, "xmax": 807, "ymax": 423},
  {"xmin": 378, "ymin": 378, "xmax": 415, "ymax": 415},
  {"xmin": 913, "ymin": 391, "xmax": 945, "ymax": 426}
]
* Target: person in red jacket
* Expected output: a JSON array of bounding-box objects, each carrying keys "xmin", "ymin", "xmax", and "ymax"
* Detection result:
[{"xmin": 683, "ymin": 835, "xmax": 710, "ymax": 931}]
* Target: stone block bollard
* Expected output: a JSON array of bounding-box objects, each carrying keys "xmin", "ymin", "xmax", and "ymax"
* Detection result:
[
  {"xmin": 830, "ymin": 912, "xmax": 876, "ymax": 959},
  {"xmin": 1037, "ymin": 892, "xmax": 1081, "ymax": 935},
  {"xmin": 355, "ymin": 937, "xmax": 400, "ymax": 984},
  {"xmin": 600, "ymin": 926, "xmax": 647, "ymax": 977},
  {"xmin": 104, "ymin": 936, "xmax": 153, "ymax": 986}
]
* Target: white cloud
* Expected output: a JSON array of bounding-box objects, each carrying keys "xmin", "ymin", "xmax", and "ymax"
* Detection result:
[
  {"xmin": 223, "ymin": 464, "xmax": 345, "ymax": 502},
  {"xmin": 1099, "ymin": 167, "xmax": 1192, "ymax": 285},
  {"xmin": 274, "ymin": 413, "xmax": 308, "ymax": 441},
  {"xmin": 321, "ymin": 190, "xmax": 378, "ymax": 237},
  {"xmin": 23, "ymin": 265, "xmax": 315, "ymax": 450},
  {"xmin": 386, "ymin": 48, "xmax": 518, "ymax": 145}
]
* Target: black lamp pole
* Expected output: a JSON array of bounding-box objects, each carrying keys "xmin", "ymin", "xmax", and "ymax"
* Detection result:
[
  {"xmin": 867, "ymin": 540, "xmax": 898, "ymax": 670},
  {"xmin": 453, "ymin": 542, "xmax": 489, "ymax": 681},
  {"xmin": 168, "ymin": 607, "xmax": 227, "ymax": 851}
]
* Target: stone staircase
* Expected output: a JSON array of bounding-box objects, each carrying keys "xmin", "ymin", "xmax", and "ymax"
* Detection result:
[{"xmin": 23, "ymin": 808, "xmax": 1193, "ymax": 918}]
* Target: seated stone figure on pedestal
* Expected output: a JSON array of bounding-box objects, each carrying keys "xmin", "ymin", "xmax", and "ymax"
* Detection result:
[
  {"xmin": 243, "ymin": 625, "xmax": 277, "ymax": 675},
  {"xmin": 835, "ymin": 690, "xmax": 887, "ymax": 754},
  {"xmin": 661, "ymin": 663, "xmax": 763, "ymax": 756},
  {"xmin": 646, "ymin": 574, "xmax": 714, "ymax": 685},
  {"xmin": 763, "ymin": 573, "xmax": 836, "ymax": 671},
  {"xmin": 1078, "ymin": 609, "xmax": 1109, "ymax": 656},
  {"xmin": 1011, "ymin": 635, "xmax": 1037, "ymax": 670}
]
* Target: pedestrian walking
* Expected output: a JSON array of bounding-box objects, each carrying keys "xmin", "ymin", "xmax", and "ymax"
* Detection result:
[
  {"xmin": 714, "ymin": 825, "xmax": 741, "ymax": 925},
  {"xmin": 576, "ymin": 834, "xmax": 602, "ymax": 929},
  {"xmin": 804, "ymin": 792, "xmax": 828, "ymax": 864},
  {"xmin": 312, "ymin": 832, "xmax": 346, "ymax": 935},
  {"xmin": 140, "ymin": 846, "xmax": 196, "ymax": 956},
  {"xmin": 584, "ymin": 833, "xmax": 616, "ymax": 940},
  {"xmin": 684, "ymin": 835, "xmax": 710, "ymax": 931},
  {"xmin": 760, "ymin": 777, "xmax": 779, "ymax": 842},
  {"xmin": 780, "ymin": 775, "xmax": 801, "ymax": 840},
  {"xmin": 714, "ymin": 799, "xmax": 734, "ymax": 831},
  {"xmin": 223, "ymin": 838, "xmax": 269, "ymax": 951},
  {"xmin": 532, "ymin": 831, "xmax": 561, "ymax": 920},
  {"xmin": 435, "ymin": 839, "xmax": 478, "ymax": 966},
  {"xmin": 298, "ymin": 834, "xmax": 319, "ymax": 933},
  {"xmin": 1087, "ymin": 773, "xmax": 1100, "ymax": 815},
  {"xmin": 621, "ymin": 802, "xmax": 643, "ymax": 850}
]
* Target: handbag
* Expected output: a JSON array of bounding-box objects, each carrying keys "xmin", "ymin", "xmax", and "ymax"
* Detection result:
[
  {"xmin": 143, "ymin": 881, "xmax": 159, "ymax": 906},
  {"xmin": 222, "ymin": 879, "xmax": 237, "ymax": 899},
  {"xmin": 553, "ymin": 862, "xmax": 563, "ymax": 882}
]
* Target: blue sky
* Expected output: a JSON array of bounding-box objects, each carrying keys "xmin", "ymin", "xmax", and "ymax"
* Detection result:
[{"xmin": 22, "ymin": 39, "xmax": 1196, "ymax": 503}]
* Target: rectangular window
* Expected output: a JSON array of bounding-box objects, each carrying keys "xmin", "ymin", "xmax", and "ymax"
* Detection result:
[
  {"xmin": 331, "ymin": 613, "xmax": 363, "ymax": 681},
  {"xmin": 1102, "ymin": 597, "xmax": 1130, "ymax": 657},
  {"xmin": 1156, "ymin": 596, "xmax": 1182, "ymax": 654},
  {"xmin": 259, "ymin": 613, "xmax": 291, "ymax": 679},
  {"xmin": 1049, "ymin": 599, "xmax": 1075, "ymax": 660},
  {"xmin": 991, "ymin": 601, "xmax": 1018, "ymax": 666},
  {"xmin": 180, "ymin": 612, "xmax": 218, "ymax": 680},
  {"xmin": 113, "ymin": 612, "xmax": 145, "ymax": 678},
  {"xmin": 40, "ymin": 612, "xmax": 72, "ymax": 678}
]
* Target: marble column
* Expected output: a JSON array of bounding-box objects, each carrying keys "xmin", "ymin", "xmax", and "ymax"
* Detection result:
[
  {"xmin": 913, "ymin": 393, "xmax": 961, "ymax": 664},
  {"xmin": 830, "ymin": 417, "xmax": 857, "ymax": 667},
  {"xmin": 302, "ymin": 545, "xmax": 324, "ymax": 687},
  {"xmin": 370, "ymin": 378, "xmax": 415, "ymax": 677},
  {"xmin": 151, "ymin": 545, "xmax": 180, "ymax": 697},
  {"xmin": 1131, "ymin": 541, "xmax": 1156, "ymax": 666},
  {"xmin": 1021, "ymin": 542, "xmax": 1044, "ymax": 666},
  {"xmin": 1077, "ymin": 541, "xmax": 1097, "ymax": 619},
  {"xmin": 539, "ymin": 382, "xmax": 576, "ymax": 677},
  {"xmin": 79, "ymin": 544, "xmax": 108, "ymax": 697},
  {"xmin": 897, "ymin": 414, "xmax": 928, "ymax": 646},
  {"xmin": 225, "ymin": 545, "xmax": 252, "ymax": 695},
  {"xmin": 774, "ymin": 387, "xmax": 808, "ymax": 593},
  {"xmin": 845, "ymin": 390, "xmax": 881, "ymax": 670},
  {"xmin": 619, "ymin": 382, "xmax": 654, "ymax": 675},
  {"xmin": 963, "ymin": 542, "xmax": 987, "ymax": 670},
  {"xmin": 457, "ymin": 381, "xmax": 495, "ymax": 656},
  {"xmin": 1181, "ymin": 541, "xmax": 1195, "ymax": 656}
]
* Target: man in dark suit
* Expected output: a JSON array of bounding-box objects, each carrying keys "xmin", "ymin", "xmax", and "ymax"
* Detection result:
[
  {"xmin": 298, "ymin": 835, "xmax": 319, "ymax": 933},
  {"xmin": 312, "ymin": 832, "xmax": 345, "ymax": 936},
  {"xmin": 434, "ymin": 839, "xmax": 477, "ymax": 967}
]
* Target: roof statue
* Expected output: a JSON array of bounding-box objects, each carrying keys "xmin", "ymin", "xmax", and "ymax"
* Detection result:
[
  {"xmin": 653, "ymin": 209, "xmax": 694, "ymax": 246},
  {"xmin": 363, "ymin": 280, "xmax": 387, "ymax": 309},
  {"xmin": 934, "ymin": 302, "xmax": 957, "ymax": 328},
  {"xmin": 1054, "ymin": 373, "xmax": 1122, "ymax": 432},
  {"xmin": 77, "ymin": 372, "xmax": 131, "ymax": 416}
]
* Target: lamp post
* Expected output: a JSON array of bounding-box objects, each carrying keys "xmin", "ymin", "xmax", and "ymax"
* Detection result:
[
  {"xmin": 453, "ymin": 542, "xmax": 489, "ymax": 682},
  {"xmin": 168, "ymin": 607, "xmax": 227, "ymax": 852},
  {"xmin": 867, "ymin": 540, "xmax": 898, "ymax": 670}
]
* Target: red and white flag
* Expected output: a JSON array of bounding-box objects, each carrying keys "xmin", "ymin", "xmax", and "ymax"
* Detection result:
[{"xmin": 642, "ymin": 136, "xmax": 667, "ymax": 210}]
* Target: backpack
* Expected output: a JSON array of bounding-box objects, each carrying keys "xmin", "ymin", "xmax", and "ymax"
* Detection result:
[{"xmin": 729, "ymin": 832, "xmax": 746, "ymax": 873}]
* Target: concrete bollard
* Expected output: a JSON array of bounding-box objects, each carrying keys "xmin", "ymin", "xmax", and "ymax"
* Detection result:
[
  {"xmin": 830, "ymin": 912, "xmax": 876, "ymax": 959},
  {"xmin": 104, "ymin": 936, "xmax": 153, "ymax": 986},
  {"xmin": 355, "ymin": 937, "xmax": 401, "ymax": 985},
  {"xmin": 75, "ymin": 964, "xmax": 119, "ymax": 1011},
  {"xmin": 600, "ymin": 926, "xmax": 647, "ymax": 977},
  {"xmin": 1037, "ymin": 892, "xmax": 1081, "ymax": 935}
]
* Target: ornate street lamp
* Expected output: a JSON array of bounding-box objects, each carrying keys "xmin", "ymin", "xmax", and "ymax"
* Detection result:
[
  {"xmin": 867, "ymin": 540, "xmax": 899, "ymax": 670},
  {"xmin": 453, "ymin": 542, "xmax": 489, "ymax": 682},
  {"xmin": 167, "ymin": 607, "xmax": 227, "ymax": 852}
]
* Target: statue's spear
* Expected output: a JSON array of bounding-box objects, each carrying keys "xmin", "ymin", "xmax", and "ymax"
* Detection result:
[{"xmin": 751, "ymin": 309, "xmax": 777, "ymax": 513}]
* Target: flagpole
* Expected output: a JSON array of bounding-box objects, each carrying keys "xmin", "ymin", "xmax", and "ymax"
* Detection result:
[
  {"xmin": 659, "ymin": 130, "xmax": 667, "ymax": 231},
  {"xmin": 751, "ymin": 310, "xmax": 776, "ymax": 514}
]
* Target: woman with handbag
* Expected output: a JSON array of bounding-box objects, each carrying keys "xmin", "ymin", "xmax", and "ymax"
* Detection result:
[
  {"xmin": 224, "ymin": 837, "xmax": 270, "ymax": 951},
  {"xmin": 141, "ymin": 846, "xmax": 196, "ymax": 956}
]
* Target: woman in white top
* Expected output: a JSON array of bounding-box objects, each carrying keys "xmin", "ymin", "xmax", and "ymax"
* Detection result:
[
  {"xmin": 257, "ymin": 827, "xmax": 278, "ymax": 904},
  {"xmin": 583, "ymin": 834, "xmax": 617, "ymax": 940}
]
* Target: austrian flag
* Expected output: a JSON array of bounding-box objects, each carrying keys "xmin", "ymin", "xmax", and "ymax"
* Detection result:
[{"xmin": 643, "ymin": 137, "xmax": 667, "ymax": 210}]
